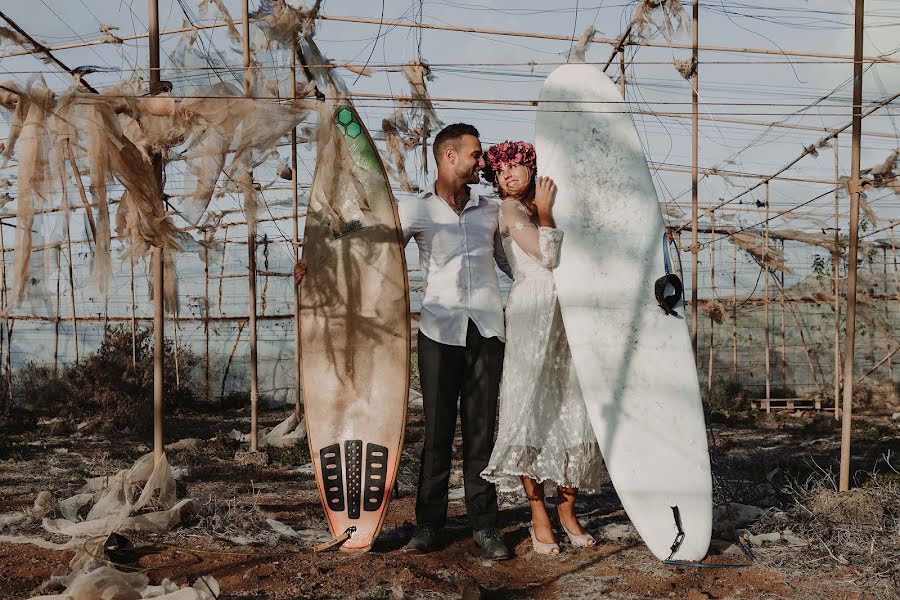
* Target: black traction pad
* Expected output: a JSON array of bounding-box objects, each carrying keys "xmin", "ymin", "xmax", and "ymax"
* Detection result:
[
  {"xmin": 364, "ymin": 444, "xmax": 388, "ymax": 512},
  {"xmin": 344, "ymin": 440, "xmax": 363, "ymax": 519},
  {"xmin": 319, "ymin": 444, "xmax": 345, "ymax": 512}
]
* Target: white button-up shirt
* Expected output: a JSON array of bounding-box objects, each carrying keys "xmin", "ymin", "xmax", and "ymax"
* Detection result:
[{"xmin": 397, "ymin": 182, "xmax": 512, "ymax": 346}]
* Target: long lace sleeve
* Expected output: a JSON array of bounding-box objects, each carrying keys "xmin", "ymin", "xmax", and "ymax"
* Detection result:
[{"xmin": 500, "ymin": 200, "xmax": 564, "ymax": 269}]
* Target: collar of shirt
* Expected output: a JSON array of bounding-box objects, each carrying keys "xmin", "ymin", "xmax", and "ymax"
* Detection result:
[{"xmin": 419, "ymin": 181, "xmax": 487, "ymax": 213}]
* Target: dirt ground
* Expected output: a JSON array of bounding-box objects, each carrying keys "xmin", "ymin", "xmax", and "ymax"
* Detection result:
[{"xmin": 1, "ymin": 403, "xmax": 898, "ymax": 600}]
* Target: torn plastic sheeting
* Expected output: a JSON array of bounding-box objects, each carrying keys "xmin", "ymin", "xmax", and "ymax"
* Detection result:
[
  {"xmin": 31, "ymin": 566, "xmax": 219, "ymax": 600},
  {"xmin": 40, "ymin": 452, "xmax": 185, "ymax": 539},
  {"xmin": 228, "ymin": 413, "xmax": 306, "ymax": 448},
  {"xmin": 266, "ymin": 518, "xmax": 331, "ymax": 545},
  {"xmin": 44, "ymin": 498, "xmax": 199, "ymax": 538}
]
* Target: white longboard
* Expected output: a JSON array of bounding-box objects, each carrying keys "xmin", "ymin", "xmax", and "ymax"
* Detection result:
[{"xmin": 536, "ymin": 63, "xmax": 712, "ymax": 561}]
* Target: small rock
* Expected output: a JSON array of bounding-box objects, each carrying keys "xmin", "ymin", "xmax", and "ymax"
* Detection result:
[
  {"xmin": 892, "ymin": 412, "xmax": 900, "ymax": 421},
  {"xmin": 242, "ymin": 570, "xmax": 258, "ymax": 582},
  {"xmin": 235, "ymin": 450, "xmax": 269, "ymax": 466},
  {"xmin": 599, "ymin": 522, "xmax": 638, "ymax": 543},
  {"xmin": 135, "ymin": 445, "xmax": 150, "ymax": 453}
]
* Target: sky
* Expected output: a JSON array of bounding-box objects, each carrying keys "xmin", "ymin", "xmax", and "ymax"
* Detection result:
[{"xmin": 0, "ymin": 1, "xmax": 897, "ymax": 390}]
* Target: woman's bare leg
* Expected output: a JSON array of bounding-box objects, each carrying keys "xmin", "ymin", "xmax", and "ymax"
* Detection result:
[
  {"xmin": 556, "ymin": 486, "xmax": 588, "ymax": 535},
  {"xmin": 522, "ymin": 476, "xmax": 556, "ymax": 544}
]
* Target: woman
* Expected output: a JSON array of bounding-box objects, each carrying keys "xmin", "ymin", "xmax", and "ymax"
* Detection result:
[{"xmin": 480, "ymin": 141, "xmax": 603, "ymax": 555}]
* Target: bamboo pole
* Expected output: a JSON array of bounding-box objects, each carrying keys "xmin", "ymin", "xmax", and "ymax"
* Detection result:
[
  {"xmin": 261, "ymin": 234, "xmax": 269, "ymax": 315},
  {"xmin": 243, "ymin": 0, "xmax": 260, "ymax": 452},
  {"xmin": 834, "ymin": 140, "xmax": 842, "ymax": 420},
  {"xmin": 619, "ymin": 50, "xmax": 626, "ymax": 100},
  {"xmin": 764, "ymin": 183, "xmax": 771, "ymax": 412},
  {"xmin": 63, "ymin": 199, "xmax": 79, "ymax": 364},
  {"xmin": 130, "ymin": 257, "xmax": 137, "ymax": 366},
  {"xmin": 674, "ymin": 88, "xmax": 900, "ymax": 233},
  {"xmin": 780, "ymin": 240, "xmax": 786, "ymax": 388},
  {"xmin": 708, "ymin": 213, "xmax": 715, "ymax": 393},
  {"xmin": 54, "ymin": 245, "xmax": 61, "ymax": 376},
  {"xmin": 884, "ymin": 247, "xmax": 893, "ymax": 385},
  {"xmin": 5, "ymin": 320, "xmax": 11, "ymax": 405},
  {"xmin": 839, "ymin": 0, "xmax": 864, "ymax": 492},
  {"xmin": 0, "ymin": 224, "xmax": 6, "ymax": 405},
  {"xmin": 204, "ymin": 245, "xmax": 211, "ymax": 403},
  {"xmin": 149, "ymin": 0, "xmax": 165, "ymax": 465},
  {"xmin": 892, "ymin": 226, "xmax": 899, "ymax": 398},
  {"xmin": 632, "ymin": 110, "xmax": 898, "ymax": 141},
  {"xmin": 690, "ymin": 0, "xmax": 699, "ymax": 357},
  {"xmin": 5, "ymin": 12, "xmax": 900, "ymax": 65},
  {"xmin": 172, "ymin": 310, "xmax": 180, "ymax": 389},
  {"xmin": 291, "ymin": 43, "xmax": 302, "ymax": 422},
  {"xmin": 221, "ymin": 321, "xmax": 246, "ymax": 405},
  {"xmin": 732, "ymin": 239, "xmax": 737, "ymax": 376},
  {"xmin": 65, "ymin": 143, "xmax": 97, "ymax": 243}
]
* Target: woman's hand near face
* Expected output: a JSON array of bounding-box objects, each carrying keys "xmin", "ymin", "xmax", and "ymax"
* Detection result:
[{"xmin": 533, "ymin": 176, "xmax": 557, "ymax": 227}]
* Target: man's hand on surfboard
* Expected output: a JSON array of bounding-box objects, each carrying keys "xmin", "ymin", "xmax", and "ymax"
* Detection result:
[{"xmin": 294, "ymin": 260, "xmax": 307, "ymax": 286}]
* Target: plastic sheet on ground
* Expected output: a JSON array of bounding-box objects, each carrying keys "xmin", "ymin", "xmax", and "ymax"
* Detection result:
[
  {"xmin": 30, "ymin": 566, "xmax": 219, "ymax": 600},
  {"xmin": 228, "ymin": 413, "xmax": 307, "ymax": 448}
]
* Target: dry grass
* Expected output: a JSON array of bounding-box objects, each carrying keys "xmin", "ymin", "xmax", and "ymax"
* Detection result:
[{"xmin": 751, "ymin": 456, "xmax": 900, "ymax": 595}]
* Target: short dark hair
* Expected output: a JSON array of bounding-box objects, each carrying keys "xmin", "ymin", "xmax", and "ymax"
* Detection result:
[{"xmin": 433, "ymin": 123, "xmax": 480, "ymax": 164}]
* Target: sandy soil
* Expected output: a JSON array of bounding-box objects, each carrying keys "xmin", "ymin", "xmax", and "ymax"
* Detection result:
[{"xmin": 0, "ymin": 405, "xmax": 897, "ymax": 600}]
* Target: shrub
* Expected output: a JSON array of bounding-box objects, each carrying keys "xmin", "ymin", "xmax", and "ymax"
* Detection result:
[{"xmin": 13, "ymin": 325, "xmax": 201, "ymax": 435}]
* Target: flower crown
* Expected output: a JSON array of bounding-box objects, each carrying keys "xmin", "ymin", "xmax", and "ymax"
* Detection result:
[{"xmin": 482, "ymin": 140, "xmax": 537, "ymax": 185}]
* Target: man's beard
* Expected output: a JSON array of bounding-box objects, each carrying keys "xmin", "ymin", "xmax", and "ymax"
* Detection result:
[{"xmin": 456, "ymin": 163, "xmax": 480, "ymax": 184}]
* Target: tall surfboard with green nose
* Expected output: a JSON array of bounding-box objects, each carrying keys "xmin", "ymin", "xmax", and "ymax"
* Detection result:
[
  {"xmin": 300, "ymin": 104, "xmax": 410, "ymax": 551},
  {"xmin": 536, "ymin": 64, "xmax": 712, "ymax": 562}
]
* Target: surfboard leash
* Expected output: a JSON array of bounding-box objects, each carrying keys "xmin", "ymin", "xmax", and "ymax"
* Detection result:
[
  {"xmin": 661, "ymin": 410, "xmax": 757, "ymax": 569},
  {"xmin": 313, "ymin": 526, "xmax": 357, "ymax": 553}
]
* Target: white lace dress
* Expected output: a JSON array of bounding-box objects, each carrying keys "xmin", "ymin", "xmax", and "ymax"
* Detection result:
[{"xmin": 481, "ymin": 199, "xmax": 604, "ymax": 493}]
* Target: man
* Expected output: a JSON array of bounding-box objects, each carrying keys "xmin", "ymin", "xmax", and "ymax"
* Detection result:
[
  {"xmin": 295, "ymin": 123, "xmax": 512, "ymax": 560},
  {"xmin": 397, "ymin": 123, "xmax": 512, "ymax": 559}
]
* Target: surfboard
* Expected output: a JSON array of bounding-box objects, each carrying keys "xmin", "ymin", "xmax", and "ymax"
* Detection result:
[
  {"xmin": 536, "ymin": 64, "xmax": 712, "ymax": 561},
  {"xmin": 300, "ymin": 104, "xmax": 410, "ymax": 551}
]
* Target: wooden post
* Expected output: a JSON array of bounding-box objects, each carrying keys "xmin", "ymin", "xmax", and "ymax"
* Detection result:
[
  {"xmin": 5, "ymin": 319, "xmax": 11, "ymax": 405},
  {"xmin": 732, "ymin": 239, "xmax": 737, "ymax": 376},
  {"xmin": 839, "ymin": 0, "xmax": 864, "ymax": 492},
  {"xmin": 54, "ymin": 245, "xmax": 61, "ymax": 376},
  {"xmin": 149, "ymin": 0, "xmax": 165, "ymax": 465},
  {"xmin": 243, "ymin": 0, "xmax": 260, "ymax": 452},
  {"xmin": 129, "ymin": 257, "xmax": 137, "ymax": 366},
  {"xmin": 62, "ymin": 203, "xmax": 79, "ymax": 364},
  {"xmin": 0, "ymin": 224, "xmax": 7, "ymax": 404},
  {"xmin": 764, "ymin": 183, "xmax": 771, "ymax": 412},
  {"xmin": 619, "ymin": 49, "xmax": 626, "ymax": 99},
  {"xmin": 891, "ymin": 226, "xmax": 899, "ymax": 398},
  {"xmin": 690, "ymin": 0, "xmax": 700, "ymax": 357},
  {"xmin": 780, "ymin": 240, "xmax": 787, "ymax": 388},
  {"xmin": 884, "ymin": 247, "xmax": 893, "ymax": 385},
  {"xmin": 833, "ymin": 140, "xmax": 842, "ymax": 419},
  {"xmin": 291, "ymin": 43, "xmax": 302, "ymax": 421},
  {"xmin": 204, "ymin": 245, "xmax": 211, "ymax": 403},
  {"xmin": 172, "ymin": 310, "xmax": 180, "ymax": 389},
  {"xmin": 707, "ymin": 213, "xmax": 715, "ymax": 393}
]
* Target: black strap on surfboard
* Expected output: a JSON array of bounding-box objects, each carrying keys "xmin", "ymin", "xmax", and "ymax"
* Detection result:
[{"xmin": 655, "ymin": 233, "xmax": 683, "ymax": 316}]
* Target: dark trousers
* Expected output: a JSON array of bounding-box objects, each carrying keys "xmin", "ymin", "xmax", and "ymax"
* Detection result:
[{"xmin": 415, "ymin": 320, "xmax": 504, "ymax": 531}]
